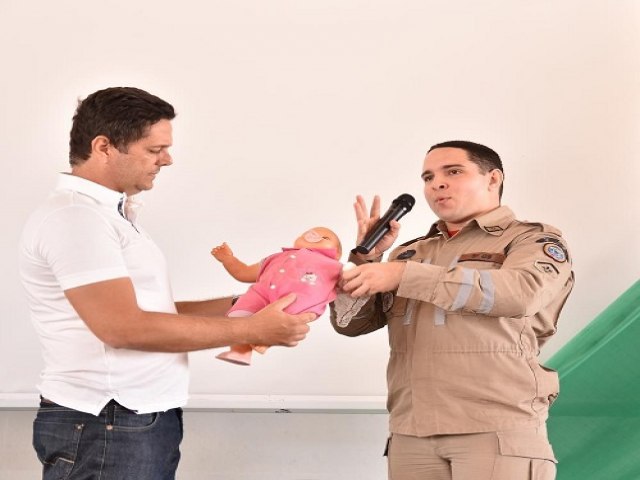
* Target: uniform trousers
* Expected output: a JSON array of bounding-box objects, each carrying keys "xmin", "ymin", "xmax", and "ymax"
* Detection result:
[
  {"xmin": 388, "ymin": 430, "xmax": 556, "ymax": 480},
  {"xmin": 33, "ymin": 398, "xmax": 183, "ymax": 480}
]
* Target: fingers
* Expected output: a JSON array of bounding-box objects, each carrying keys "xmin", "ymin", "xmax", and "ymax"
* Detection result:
[
  {"xmin": 303, "ymin": 312, "xmax": 317, "ymax": 323},
  {"xmin": 354, "ymin": 195, "xmax": 382, "ymax": 244},
  {"xmin": 280, "ymin": 312, "xmax": 316, "ymax": 347},
  {"xmin": 340, "ymin": 264, "xmax": 365, "ymax": 294},
  {"xmin": 340, "ymin": 263, "xmax": 399, "ymax": 297},
  {"xmin": 211, "ymin": 242, "xmax": 231, "ymax": 259},
  {"xmin": 370, "ymin": 195, "xmax": 381, "ymax": 219},
  {"xmin": 269, "ymin": 292, "xmax": 297, "ymax": 311},
  {"xmin": 341, "ymin": 264, "xmax": 360, "ymax": 282}
]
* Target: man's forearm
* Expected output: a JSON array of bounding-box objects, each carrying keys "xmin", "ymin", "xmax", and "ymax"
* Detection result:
[{"xmin": 175, "ymin": 296, "xmax": 234, "ymax": 317}]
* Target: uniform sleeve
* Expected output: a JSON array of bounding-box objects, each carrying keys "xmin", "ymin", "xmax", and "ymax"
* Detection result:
[
  {"xmin": 396, "ymin": 227, "xmax": 574, "ymax": 319},
  {"xmin": 35, "ymin": 206, "xmax": 129, "ymax": 290},
  {"xmin": 329, "ymin": 293, "xmax": 388, "ymax": 336},
  {"xmin": 329, "ymin": 252, "xmax": 387, "ymax": 336}
]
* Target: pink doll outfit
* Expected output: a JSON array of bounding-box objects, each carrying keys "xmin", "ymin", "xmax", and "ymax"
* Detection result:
[
  {"xmin": 217, "ymin": 247, "xmax": 342, "ymax": 365},
  {"xmin": 229, "ymin": 247, "xmax": 342, "ymax": 317}
]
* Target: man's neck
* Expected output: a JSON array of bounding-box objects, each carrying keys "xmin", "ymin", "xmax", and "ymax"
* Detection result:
[
  {"xmin": 444, "ymin": 204, "xmax": 502, "ymax": 232},
  {"xmin": 71, "ymin": 165, "xmax": 124, "ymax": 194}
]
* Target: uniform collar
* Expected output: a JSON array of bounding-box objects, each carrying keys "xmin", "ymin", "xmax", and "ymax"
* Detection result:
[
  {"xmin": 472, "ymin": 205, "xmax": 515, "ymax": 236},
  {"xmin": 426, "ymin": 205, "xmax": 516, "ymax": 238}
]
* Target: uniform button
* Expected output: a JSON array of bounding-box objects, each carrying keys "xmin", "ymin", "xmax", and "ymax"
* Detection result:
[
  {"xmin": 279, "ymin": 269, "xmax": 285, "ymax": 273},
  {"xmin": 270, "ymin": 284, "xmax": 276, "ymax": 289},
  {"xmin": 106, "ymin": 425, "xmax": 114, "ymax": 431},
  {"xmin": 290, "ymin": 254, "xmax": 296, "ymax": 259}
]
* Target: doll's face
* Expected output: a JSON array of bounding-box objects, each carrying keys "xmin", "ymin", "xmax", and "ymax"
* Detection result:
[{"xmin": 293, "ymin": 227, "xmax": 342, "ymax": 259}]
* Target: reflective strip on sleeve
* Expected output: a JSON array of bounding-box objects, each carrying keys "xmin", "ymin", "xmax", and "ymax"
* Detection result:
[
  {"xmin": 477, "ymin": 270, "xmax": 495, "ymax": 314},
  {"xmin": 404, "ymin": 259, "xmax": 430, "ymax": 326},
  {"xmin": 434, "ymin": 257, "xmax": 452, "ymax": 326},
  {"xmin": 451, "ymin": 267, "xmax": 474, "ymax": 311},
  {"xmin": 404, "ymin": 300, "xmax": 416, "ymax": 325}
]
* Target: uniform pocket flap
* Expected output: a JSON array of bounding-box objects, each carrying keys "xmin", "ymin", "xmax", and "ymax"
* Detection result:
[{"xmin": 497, "ymin": 429, "xmax": 557, "ymax": 463}]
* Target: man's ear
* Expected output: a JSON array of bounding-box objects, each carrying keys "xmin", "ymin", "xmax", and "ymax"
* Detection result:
[
  {"xmin": 488, "ymin": 169, "xmax": 503, "ymax": 192},
  {"xmin": 91, "ymin": 135, "xmax": 112, "ymax": 159}
]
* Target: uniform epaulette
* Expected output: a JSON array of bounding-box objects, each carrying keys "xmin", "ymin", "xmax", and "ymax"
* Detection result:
[
  {"xmin": 396, "ymin": 222, "xmax": 439, "ymax": 248},
  {"xmin": 516, "ymin": 221, "xmax": 563, "ymax": 237},
  {"xmin": 402, "ymin": 222, "xmax": 442, "ymax": 246},
  {"xmin": 399, "ymin": 236, "xmax": 428, "ymax": 248}
]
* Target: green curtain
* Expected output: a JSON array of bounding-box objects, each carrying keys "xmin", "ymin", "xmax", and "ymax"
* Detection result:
[{"xmin": 547, "ymin": 280, "xmax": 640, "ymax": 480}]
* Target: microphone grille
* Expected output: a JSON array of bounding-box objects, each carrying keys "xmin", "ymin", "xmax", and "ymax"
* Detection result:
[{"xmin": 395, "ymin": 193, "xmax": 416, "ymax": 210}]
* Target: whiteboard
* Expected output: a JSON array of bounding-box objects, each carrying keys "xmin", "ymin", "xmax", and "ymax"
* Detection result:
[{"xmin": 2, "ymin": 0, "xmax": 639, "ymax": 410}]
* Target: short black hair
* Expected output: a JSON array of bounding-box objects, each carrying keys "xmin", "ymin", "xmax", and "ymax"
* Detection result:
[
  {"xmin": 69, "ymin": 87, "xmax": 176, "ymax": 166},
  {"xmin": 428, "ymin": 140, "xmax": 504, "ymax": 198}
]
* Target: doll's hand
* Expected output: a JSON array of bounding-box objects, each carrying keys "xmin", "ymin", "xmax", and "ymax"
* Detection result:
[{"xmin": 211, "ymin": 243, "xmax": 234, "ymax": 262}]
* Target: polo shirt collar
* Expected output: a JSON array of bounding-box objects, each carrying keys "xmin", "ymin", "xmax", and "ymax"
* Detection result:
[{"xmin": 56, "ymin": 173, "xmax": 126, "ymax": 211}]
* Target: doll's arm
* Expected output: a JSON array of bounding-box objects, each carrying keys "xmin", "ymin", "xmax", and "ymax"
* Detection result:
[{"xmin": 211, "ymin": 243, "xmax": 261, "ymax": 283}]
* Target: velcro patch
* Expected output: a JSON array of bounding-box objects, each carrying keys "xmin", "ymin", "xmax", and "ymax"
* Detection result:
[{"xmin": 459, "ymin": 252, "xmax": 506, "ymax": 264}]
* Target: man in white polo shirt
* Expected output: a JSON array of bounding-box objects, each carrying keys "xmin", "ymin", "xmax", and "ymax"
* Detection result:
[{"xmin": 19, "ymin": 87, "xmax": 316, "ymax": 480}]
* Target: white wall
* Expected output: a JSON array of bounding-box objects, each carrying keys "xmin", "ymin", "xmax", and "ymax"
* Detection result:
[{"xmin": 1, "ymin": 0, "xmax": 639, "ymax": 476}]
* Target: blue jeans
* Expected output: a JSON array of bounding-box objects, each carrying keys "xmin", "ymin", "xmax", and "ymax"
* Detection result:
[{"xmin": 33, "ymin": 398, "xmax": 183, "ymax": 480}]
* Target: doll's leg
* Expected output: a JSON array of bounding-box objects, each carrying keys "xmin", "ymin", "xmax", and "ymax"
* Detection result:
[
  {"xmin": 216, "ymin": 310, "xmax": 254, "ymax": 365},
  {"xmin": 216, "ymin": 343, "xmax": 254, "ymax": 365}
]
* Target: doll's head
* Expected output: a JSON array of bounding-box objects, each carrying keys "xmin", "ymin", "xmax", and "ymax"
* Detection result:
[{"xmin": 293, "ymin": 227, "xmax": 342, "ymax": 259}]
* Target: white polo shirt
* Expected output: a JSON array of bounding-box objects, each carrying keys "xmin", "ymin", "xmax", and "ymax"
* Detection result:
[{"xmin": 19, "ymin": 174, "xmax": 189, "ymax": 415}]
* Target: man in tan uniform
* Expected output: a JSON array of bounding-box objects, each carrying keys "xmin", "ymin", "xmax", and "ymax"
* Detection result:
[{"xmin": 332, "ymin": 140, "xmax": 574, "ymax": 480}]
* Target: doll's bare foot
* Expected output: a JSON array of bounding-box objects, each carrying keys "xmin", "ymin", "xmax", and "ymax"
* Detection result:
[
  {"xmin": 216, "ymin": 344, "xmax": 253, "ymax": 365},
  {"xmin": 252, "ymin": 345, "xmax": 269, "ymax": 354}
]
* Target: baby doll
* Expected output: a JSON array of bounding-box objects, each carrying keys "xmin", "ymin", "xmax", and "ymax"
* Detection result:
[{"xmin": 211, "ymin": 227, "xmax": 344, "ymax": 365}]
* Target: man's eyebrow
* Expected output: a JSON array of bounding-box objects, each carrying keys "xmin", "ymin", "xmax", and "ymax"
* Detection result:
[{"xmin": 421, "ymin": 163, "xmax": 466, "ymax": 178}]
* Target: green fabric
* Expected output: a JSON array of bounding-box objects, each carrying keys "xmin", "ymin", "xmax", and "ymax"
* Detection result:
[{"xmin": 547, "ymin": 280, "xmax": 640, "ymax": 480}]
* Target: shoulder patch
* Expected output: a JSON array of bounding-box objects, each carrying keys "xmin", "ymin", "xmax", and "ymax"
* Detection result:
[
  {"xmin": 543, "ymin": 243, "xmax": 566, "ymax": 263},
  {"xmin": 536, "ymin": 236, "xmax": 569, "ymax": 262}
]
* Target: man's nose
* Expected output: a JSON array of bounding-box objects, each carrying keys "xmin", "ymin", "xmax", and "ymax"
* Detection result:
[
  {"xmin": 160, "ymin": 152, "xmax": 173, "ymax": 166},
  {"xmin": 432, "ymin": 179, "xmax": 447, "ymax": 189}
]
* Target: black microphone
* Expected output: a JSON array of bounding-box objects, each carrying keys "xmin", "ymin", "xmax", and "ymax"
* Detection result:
[{"xmin": 353, "ymin": 194, "xmax": 416, "ymax": 254}]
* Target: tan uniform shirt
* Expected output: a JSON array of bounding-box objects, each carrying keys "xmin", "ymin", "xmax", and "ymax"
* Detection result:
[{"xmin": 331, "ymin": 206, "xmax": 574, "ymax": 438}]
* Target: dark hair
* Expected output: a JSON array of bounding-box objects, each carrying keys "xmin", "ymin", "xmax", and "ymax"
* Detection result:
[
  {"xmin": 428, "ymin": 140, "xmax": 504, "ymax": 198},
  {"xmin": 69, "ymin": 87, "xmax": 176, "ymax": 166}
]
